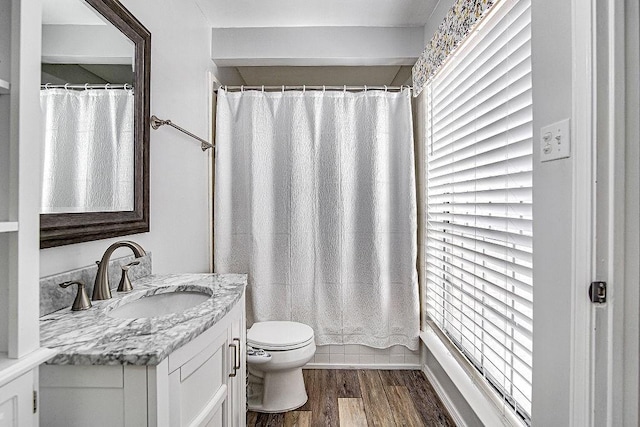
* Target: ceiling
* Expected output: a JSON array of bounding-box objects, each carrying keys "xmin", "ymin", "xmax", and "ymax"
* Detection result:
[
  {"xmin": 202, "ymin": 0, "xmax": 438, "ymax": 84},
  {"xmin": 42, "ymin": 0, "xmax": 107, "ymax": 25},
  {"xmin": 42, "ymin": 0, "xmax": 434, "ymax": 86},
  {"xmin": 196, "ymin": 0, "xmax": 439, "ymax": 28}
]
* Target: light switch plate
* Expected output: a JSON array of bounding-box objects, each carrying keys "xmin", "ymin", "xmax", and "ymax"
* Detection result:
[{"xmin": 540, "ymin": 118, "xmax": 571, "ymax": 162}]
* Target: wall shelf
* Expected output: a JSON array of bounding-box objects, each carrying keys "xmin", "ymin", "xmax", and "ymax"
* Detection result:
[
  {"xmin": 0, "ymin": 222, "xmax": 18, "ymax": 233},
  {"xmin": 0, "ymin": 78, "xmax": 9, "ymax": 94}
]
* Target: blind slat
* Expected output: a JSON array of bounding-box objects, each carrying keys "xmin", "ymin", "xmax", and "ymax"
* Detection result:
[
  {"xmin": 428, "ymin": 228, "xmax": 533, "ymax": 263},
  {"xmin": 425, "ymin": 0, "xmax": 532, "ymax": 422},
  {"xmin": 426, "ymin": 290, "xmax": 533, "ymax": 369},
  {"xmin": 426, "ymin": 255, "xmax": 533, "ymax": 320}
]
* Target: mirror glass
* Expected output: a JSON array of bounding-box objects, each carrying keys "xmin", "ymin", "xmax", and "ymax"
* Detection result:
[
  {"xmin": 39, "ymin": 0, "xmax": 150, "ymax": 248},
  {"xmin": 41, "ymin": 0, "xmax": 135, "ymax": 213}
]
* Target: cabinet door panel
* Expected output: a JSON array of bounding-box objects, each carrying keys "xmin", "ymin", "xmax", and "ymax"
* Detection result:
[
  {"xmin": 227, "ymin": 294, "xmax": 246, "ymax": 427},
  {"xmin": 0, "ymin": 397, "xmax": 16, "ymax": 427},
  {"xmin": 181, "ymin": 350, "xmax": 224, "ymax": 426},
  {"xmin": 204, "ymin": 406, "xmax": 223, "ymax": 427},
  {"xmin": 41, "ymin": 388, "xmax": 124, "ymax": 427},
  {"xmin": 0, "ymin": 371, "xmax": 34, "ymax": 427}
]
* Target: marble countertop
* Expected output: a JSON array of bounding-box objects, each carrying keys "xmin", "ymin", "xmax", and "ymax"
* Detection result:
[{"xmin": 40, "ymin": 274, "xmax": 247, "ymax": 366}]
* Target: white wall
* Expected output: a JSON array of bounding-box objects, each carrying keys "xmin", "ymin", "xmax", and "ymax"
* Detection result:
[
  {"xmin": 622, "ymin": 3, "xmax": 640, "ymax": 424},
  {"xmin": 422, "ymin": 0, "xmax": 454, "ymax": 45},
  {"xmin": 530, "ymin": 0, "xmax": 574, "ymax": 424},
  {"xmin": 42, "ymin": 24, "xmax": 133, "ymax": 64},
  {"xmin": 211, "ymin": 26, "xmax": 424, "ymax": 67},
  {"xmin": 40, "ymin": 0, "xmax": 216, "ymax": 276}
]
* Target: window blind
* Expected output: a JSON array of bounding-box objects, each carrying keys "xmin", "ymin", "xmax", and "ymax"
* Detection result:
[{"xmin": 424, "ymin": 0, "xmax": 533, "ymax": 423}]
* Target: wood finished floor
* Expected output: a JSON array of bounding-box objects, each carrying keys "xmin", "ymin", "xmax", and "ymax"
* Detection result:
[{"xmin": 247, "ymin": 369, "xmax": 456, "ymax": 427}]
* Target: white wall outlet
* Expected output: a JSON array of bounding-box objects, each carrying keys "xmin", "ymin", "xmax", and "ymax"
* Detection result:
[{"xmin": 540, "ymin": 118, "xmax": 571, "ymax": 162}]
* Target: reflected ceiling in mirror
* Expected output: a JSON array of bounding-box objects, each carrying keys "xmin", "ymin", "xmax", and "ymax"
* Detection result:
[{"xmin": 40, "ymin": 0, "xmax": 150, "ymax": 248}]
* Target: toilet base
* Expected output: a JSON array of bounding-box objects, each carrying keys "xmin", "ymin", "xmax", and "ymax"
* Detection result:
[{"xmin": 248, "ymin": 367, "xmax": 308, "ymax": 413}]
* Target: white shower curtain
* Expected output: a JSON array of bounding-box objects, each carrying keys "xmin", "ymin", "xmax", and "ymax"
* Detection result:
[
  {"xmin": 215, "ymin": 88, "xmax": 419, "ymax": 350},
  {"xmin": 40, "ymin": 88, "xmax": 135, "ymax": 213}
]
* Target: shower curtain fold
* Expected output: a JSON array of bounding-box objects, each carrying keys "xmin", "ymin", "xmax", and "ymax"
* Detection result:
[{"xmin": 214, "ymin": 88, "xmax": 419, "ymax": 350}]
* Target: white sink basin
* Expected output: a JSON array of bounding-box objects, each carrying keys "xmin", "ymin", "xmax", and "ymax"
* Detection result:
[{"xmin": 107, "ymin": 291, "xmax": 211, "ymax": 319}]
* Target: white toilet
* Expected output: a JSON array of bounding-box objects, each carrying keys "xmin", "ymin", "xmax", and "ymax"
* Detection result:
[{"xmin": 246, "ymin": 321, "xmax": 316, "ymax": 413}]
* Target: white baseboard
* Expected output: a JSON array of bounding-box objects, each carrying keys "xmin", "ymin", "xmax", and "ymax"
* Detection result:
[
  {"xmin": 305, "ymin": 362, "xmax": 421, "ymax": 370},
  {"xmin": 422, "ymin": 363, "xmax": 468, "ymax": 427}
]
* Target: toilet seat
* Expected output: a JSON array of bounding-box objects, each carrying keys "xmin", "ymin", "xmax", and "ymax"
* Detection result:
[{"xmin": 248, "ymin": 321, "xmax": 314, "ymax": 351}]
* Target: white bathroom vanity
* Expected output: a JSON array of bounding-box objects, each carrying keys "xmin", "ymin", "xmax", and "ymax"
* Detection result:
[{"xmin": 39, "ymin": 274, "xmax": 247, "ymax": 427}]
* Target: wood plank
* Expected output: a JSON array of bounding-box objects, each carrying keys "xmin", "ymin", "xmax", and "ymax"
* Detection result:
[
  {"xmin": 249, "ymin": 369, "xmax": 453, "ymax": 427},
  {"xmin": 283, "ymin": 411, "xmax": 311, "ymax": 427},
  {"xmin": 337, "ymin": 398, "xmax": 368, "ymax": 427},
  {"xmin": 310, "ymin": 370, "xmax": 339, "ymax": 426},
  {"xmin": 378, "ymin": 369, "xmax": 406, "ymax": 386},
  {"xmin": 336, "ymin": 369, "xmax": 361, "ymax": 398},
  {"xmin": 254, "ymin": 412, "xmax": 285, "ymax": 427},
  {"xmin": 247, "ymin": 411, "xmax": 258, "ymax": 427},
  {"xmin": 385, "ymin": 385, "xmax": 425, "ymax": 427},
  {"xmin": 404, "ymin": 370, "xmax": 455, "ymax": 426},
  {"xmin": 357, "ymin": 370, "xmax": 395, "ymax": 426}
]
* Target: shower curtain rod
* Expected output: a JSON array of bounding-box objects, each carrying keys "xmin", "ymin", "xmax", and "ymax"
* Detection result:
[
  {"xmin": 41, "ymin": 83, "xmax": 133, "ymax": 90},
  {"xmin": 214, "ymin": 84, "xmax": 412, "ymax": 93}
]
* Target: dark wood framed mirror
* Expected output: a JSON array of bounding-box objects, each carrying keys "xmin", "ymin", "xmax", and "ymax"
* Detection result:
[{"xmin": 40, "ymin": 0, "xmax": 150, "ymax": 248}]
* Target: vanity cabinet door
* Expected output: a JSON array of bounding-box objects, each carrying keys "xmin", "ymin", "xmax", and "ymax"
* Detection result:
[
  {"xmin": 169, "ymin": 329, "xmax": 230, "ymax": 427},
  {"xmin": 227, "ymin": 293, "xmax": 246, "ymax": 427},
  {"xmin": 0, "ymin": 370, "xmax": 36, "ymax": 427},
  {"xmin": 165, "ymin": 298, "xmax": 247, "ymax": 427}
]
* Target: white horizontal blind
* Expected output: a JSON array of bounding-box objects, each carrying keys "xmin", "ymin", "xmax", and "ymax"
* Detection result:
[{"xmin": 424, "ymin": 0, "xmax": 533, "ymax": 423}]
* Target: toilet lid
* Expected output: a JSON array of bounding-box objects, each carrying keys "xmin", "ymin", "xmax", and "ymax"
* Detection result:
[{"xmin": 247, "ymin": 321, "xmax": 314, "ymax": 351}]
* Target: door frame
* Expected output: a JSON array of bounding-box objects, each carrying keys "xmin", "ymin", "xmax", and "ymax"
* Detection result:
[
  {"xmin": 569, "ymin": 0, "xmax": 597, "ymax": 423},
  {"xmin": 571, "ymin": 0, "xmax": 640, "ymax": 425}
]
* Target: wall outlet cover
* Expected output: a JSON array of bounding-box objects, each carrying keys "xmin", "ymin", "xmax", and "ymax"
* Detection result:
[{"xmin": 540, "ymin": 118, "xmax": 571, "ymax": 162}]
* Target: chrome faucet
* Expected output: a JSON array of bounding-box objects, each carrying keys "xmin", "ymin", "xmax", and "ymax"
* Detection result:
[{"xmin": 93, "ymin": 240, "xmax": 146, "ymax": 301}]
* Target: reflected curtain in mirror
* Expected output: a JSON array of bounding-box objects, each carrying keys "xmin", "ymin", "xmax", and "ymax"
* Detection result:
[{"xmin": 40, "ymin": 87, "xmax": 134, "ymax": 213}]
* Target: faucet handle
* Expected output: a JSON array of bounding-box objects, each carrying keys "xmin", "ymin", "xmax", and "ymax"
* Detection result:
[
  {"xmin": 59, "ymin": 281, "xmax": 92, "ymax": 311},
  {"xmin": 122, "ymin": 260, "xmax": 140, "ymax": 271},
  {"xmin": 117, "ymin": 261, "xmax": 140, "ymax": 293}
]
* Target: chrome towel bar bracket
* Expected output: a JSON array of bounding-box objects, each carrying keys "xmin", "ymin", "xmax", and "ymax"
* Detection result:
[{"xmin": 150, "ymin": 115, "xmax": 214, "ymax": 152}]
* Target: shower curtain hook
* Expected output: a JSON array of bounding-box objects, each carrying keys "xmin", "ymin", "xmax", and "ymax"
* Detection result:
[
  {"xmin": 241, "ymin": 85, "xmax": 244, "ymax": 92},
  {"xmin": 322, "ymin": 85, "xmax": 326, "ymax": 93},
  {"xmin": 45, "ymin": 83, "xmax": 51, "ymax": 90},
  {"xmin": 64, "ymin": 83, "xmax": 69, "ymax": 90},
  {"xmin": 364, "ymin": 85, "xmax": 367, "ymax": 92},
  {"xmin": 282, "ymin": 85, "xmax": 285, "ymax": 93},
  {"xmin": 303, "ymin": 85, "xmax": 306, "ymax": 93},
  {"xmin": 224, "ymin": 85, "xmax": 227, "ymax": 92},
  {"xmin": 105, "ymin": 83, "xmax": 111, "ymax": 90},
  {"xmin": 261, "ymin": 85, "xmax": 265, "ymax": 92},
  {"xmin": 84, "ymin": 83, "xmax": 89, "ymax": 90},
  {"xmin": 343, "ymin": 85, "xmax": 346, "ymax": 93},
  {"xmin": 384, "ymin": 85, "xmax": 388, "ymax": 92}
]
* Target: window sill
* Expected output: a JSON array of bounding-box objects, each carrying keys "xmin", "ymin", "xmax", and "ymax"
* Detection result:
[{"xmin": 420, "ymin": 323, "xmax": 524, "ymax": 427}]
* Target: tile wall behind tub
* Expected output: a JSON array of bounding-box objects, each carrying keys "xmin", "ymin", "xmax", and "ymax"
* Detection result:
[{"xmin": 307, "ymin": 344, "xmax": 420, "ymax": 367}]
